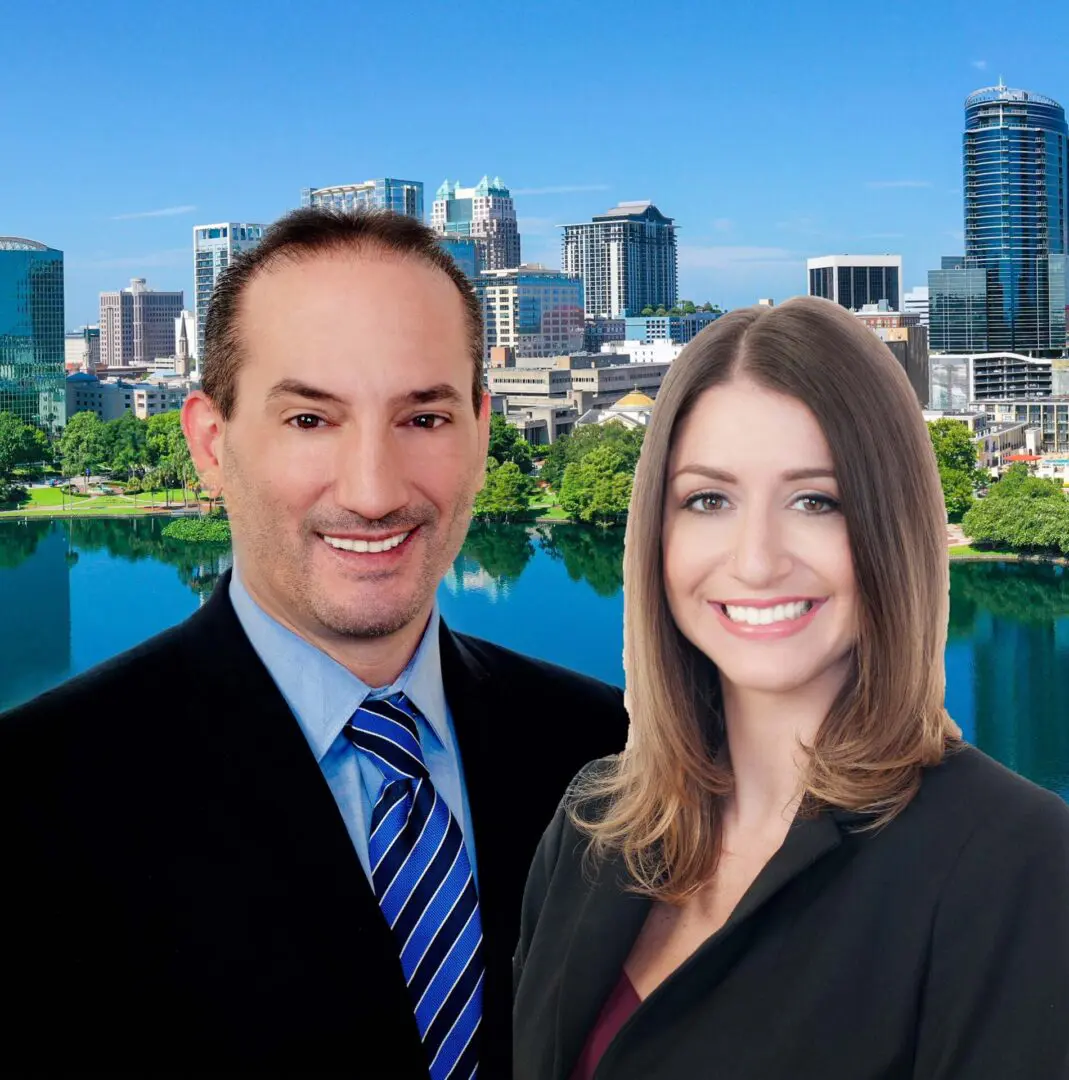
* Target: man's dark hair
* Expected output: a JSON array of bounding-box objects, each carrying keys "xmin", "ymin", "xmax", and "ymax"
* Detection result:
[{"xmin": 201, "ymin": 208, "xmax": 485, "ymax": 419}]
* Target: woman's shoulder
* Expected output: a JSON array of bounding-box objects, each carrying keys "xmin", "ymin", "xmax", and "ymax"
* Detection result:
[{"xmin": 909, "ymin": 743, "xmax": 1069, "ymax": 853}]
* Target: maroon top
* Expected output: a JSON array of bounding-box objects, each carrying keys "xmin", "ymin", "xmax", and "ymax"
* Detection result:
[{"xmin": 568, "ymin": 970, "xmax": 642, "ymax": 1080}]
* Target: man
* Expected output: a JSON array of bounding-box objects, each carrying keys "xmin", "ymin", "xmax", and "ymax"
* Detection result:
[{"xmin": 0, "ymin": 209, "xmax": 628, "ymax": 1076}]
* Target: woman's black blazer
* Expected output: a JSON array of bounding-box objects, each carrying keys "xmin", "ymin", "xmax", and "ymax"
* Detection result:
[{"xmin": 514, "ymin": 746, "xmax": 1069, "ymax": 1079}]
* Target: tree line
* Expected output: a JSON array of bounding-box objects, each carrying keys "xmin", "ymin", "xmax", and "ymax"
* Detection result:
[
  {"xmin": 474, "ymin": 413, "xmax": 644, "ymax": 526},
  {"xmin": 928, "ymin": 418, "xmax": 1069, "ymax": 556},
  {"xmin": 0, "ymin": 408, "xmax": 199, "ymax": 505}
]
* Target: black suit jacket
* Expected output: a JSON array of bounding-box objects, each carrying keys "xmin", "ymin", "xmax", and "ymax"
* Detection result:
[
  {"xmin": 0, "ymin": 571, "xmax": 628, "ymax": 1076},
  {"xmin": 514, "ymin": 747, "xmax": 1069, "ymax": 1080}
]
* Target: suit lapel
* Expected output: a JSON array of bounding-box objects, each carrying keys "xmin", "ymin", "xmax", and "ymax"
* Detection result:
[
  {"xmin": 439, "ymin": 623, "xmax": 513, "ymax": 1074},
  {"xmin": 551, "ymin": 810, "xmax": 846, "ymax": 1079}
]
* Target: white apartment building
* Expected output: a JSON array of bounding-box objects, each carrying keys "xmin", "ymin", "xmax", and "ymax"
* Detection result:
[
  {"xmin": 807, "ymin": 254, "xmax": 903, "ymax": 311},
  {"xmin": 478, "ymin": 265, "xmax": 584, "ymax": 360},
  {"xmin": 193, "ymin": 223, "xmax": 267, "ymax": 359},
  {"xmin": 432, "ymin": 176, "xmax": 520, "ymax": 271}
]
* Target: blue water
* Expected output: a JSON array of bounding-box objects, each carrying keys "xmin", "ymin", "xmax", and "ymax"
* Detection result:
[{"xmin": 1, "ymin": 517, "xmax": 1066, "ymax": 800}]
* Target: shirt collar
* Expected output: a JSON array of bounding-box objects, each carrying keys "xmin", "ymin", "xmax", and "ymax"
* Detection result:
[{"xmin": 228, "ymin": 567, "xmax": 449, "ymax": 763}]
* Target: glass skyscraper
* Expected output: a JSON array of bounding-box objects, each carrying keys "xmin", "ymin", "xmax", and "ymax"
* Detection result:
[
  {"xmin": 301, "ymin": 179, "xmax": 424, "ymax": 220},
  {"xmin": 962, "ymin": 84, "xmax": 1069, "ymax": 355},
  {"xmin": 0, "ymin": 238, "xmax": 66, "ymax": 434},
  {"xmin": 193, "ymin": 223, "xmax": 267, "ymax": 362}
]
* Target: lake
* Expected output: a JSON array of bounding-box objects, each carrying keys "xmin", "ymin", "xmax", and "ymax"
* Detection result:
[{"xmin": 1, "ymin": 517, "xmax": 1067, "ymax": 801}]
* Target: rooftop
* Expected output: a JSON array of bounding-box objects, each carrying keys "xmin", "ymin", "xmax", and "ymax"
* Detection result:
[{"xmin": 0, "ymin": 237, "xmax": 51, "ymax": 252}]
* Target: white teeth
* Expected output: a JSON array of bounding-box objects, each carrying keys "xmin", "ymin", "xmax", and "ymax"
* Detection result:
[
  {"xmin": 723, "ymin": 600, "xmax": 813, "ymax": 626},
  {"xmin": 323, "ymin": 531, "xmax": 410, "ymax": 554}
]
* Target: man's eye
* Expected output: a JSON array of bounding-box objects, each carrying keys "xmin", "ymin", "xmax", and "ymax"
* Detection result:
[
  {"xmin": 289, "ymin": 414, "xmax": 325, "ymax": 430},
  {"xmin": 410, "ymin": 415, "xmax": 447, "ymax": 430}
]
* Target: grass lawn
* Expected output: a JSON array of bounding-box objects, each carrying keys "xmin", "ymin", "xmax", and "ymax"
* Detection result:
[
  {"xmin": 537, "ymin": 504, "xmax": 572, "ymax": 521},
  {"xmin": 949, "ymin": 544, "xmax": 1019, "ymax": 559},
  {"xmin": 0, "ymin": 486, "xmax": 206, "ymax": 518}
]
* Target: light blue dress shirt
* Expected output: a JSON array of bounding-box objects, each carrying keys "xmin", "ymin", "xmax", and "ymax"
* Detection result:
[{"xmin": 228, "ymin": 569, "xmax": 478, "ymax": 885}]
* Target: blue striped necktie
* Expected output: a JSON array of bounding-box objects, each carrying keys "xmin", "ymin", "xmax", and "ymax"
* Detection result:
[{"xmin": 344, "ymin": 692, "xmax": 483, "ymax": 1080}]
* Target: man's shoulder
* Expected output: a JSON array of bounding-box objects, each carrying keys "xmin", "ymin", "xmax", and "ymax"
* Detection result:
[
  {"xmin": 450, "ymin": 629, "xmax": 625, "ymax": 711},
  {"xmin": 0, "ymin": 610, "xmax": 207, "ymax": 751}
]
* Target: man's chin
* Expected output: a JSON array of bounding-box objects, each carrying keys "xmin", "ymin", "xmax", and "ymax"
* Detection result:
[{"xmin": 307, "ymin": 589, "xmax": 428, "ymax": 642}]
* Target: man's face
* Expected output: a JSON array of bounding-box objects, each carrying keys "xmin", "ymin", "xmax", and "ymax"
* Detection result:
[{"xmin": 191, "ymin": 248, "xmax": 488, "ymax": 644}]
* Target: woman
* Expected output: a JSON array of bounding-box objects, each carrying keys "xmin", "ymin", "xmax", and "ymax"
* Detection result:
[{"xmin": 513, "ymin": 297, "xmax": 1069, "ymax": 1079}]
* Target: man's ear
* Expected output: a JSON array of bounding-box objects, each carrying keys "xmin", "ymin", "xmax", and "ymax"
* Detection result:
[{"xmin": 182, "ymin": 391, "xmax": 226, "ymax": 497}]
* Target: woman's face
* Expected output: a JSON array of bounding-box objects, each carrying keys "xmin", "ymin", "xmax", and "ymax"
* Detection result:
[{"xmin": 662, "ymin": 375, "xmax": 858, "ymax": 699}]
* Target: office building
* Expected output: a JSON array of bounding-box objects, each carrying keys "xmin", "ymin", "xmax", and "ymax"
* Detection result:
[
  {"xmin": 807, "ymin": 255, "xmax": 902, "ymax": 311},
  {"xmin": 928, "ymin": 256, "xmax": 988, "ymax": 352},
  {"xmin": 869, "ymin": 325, "xmax": 929, "ymax": 406},
  {"xmin": 561, "ymin": 201, "xmax": 678, "ymax": 318},
  {"xmin": 64, "ymin": 326, "xmax": 101, "ymax": 373},
  {"xmin": 301, "ymin": 178, "xmax": 424, "ymax": 219},
  {"xmin": 66, "ymin": 371, "xmax": 192, "ymax": 422},
  {"xmin": 977, "ymin": 397, "xmax": 1069, "ymax": 453},
  {"xmin": 583, "ymin": 317, "xmax": 626, "ymax": 352},
  {"xmin": 959, "ymin": 84, "xmax": 1069, "ymax": 356},
  {"xmin": 478, "ymin": 265, "xmax": 583, "ymax": 360},
  {"xmin": 903, "ymin": 286, "xmax": 929, "ymax": 326},
  {"xmin": 624, "ymin": 311, "xmax": 721, "ymax": 344},
  {"xmin": 432, "ymin": 176, "xmax": 520, "ymax": 271},
  {"xmin": 0, "ymin": 237, "xmax": 65, "ymax": 434},
  {"xmin": 602, "ymin": 339, "xmax": 684, "ymax": 364},
  {"xmin": 437, "ymin": 236, "xmax": 481, "ymax": 282},
  {"xmin": 99, "ymin": 278, "xmax": 184, "ymax": 368},
  {"xmin": 193, "ymin": 223, "xmax": 267, "ymax": 359}
]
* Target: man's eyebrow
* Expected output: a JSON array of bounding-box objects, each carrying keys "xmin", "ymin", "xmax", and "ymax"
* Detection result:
[
  {"xmin": 670, "ymin": 464, "xmax": 837, "ymax": 483},
  {"xmin": 395, "ymin": 384, "xmax": 466, "ymax": 408},
  {"xmin": 265, "ymin": 379, "xmax": 348, "ymax": 406}
]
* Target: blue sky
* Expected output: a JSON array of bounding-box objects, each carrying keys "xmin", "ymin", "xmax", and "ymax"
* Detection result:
[{"xmin": 3, "ymin": 0, "xmax": 1067, "ymax": 327}]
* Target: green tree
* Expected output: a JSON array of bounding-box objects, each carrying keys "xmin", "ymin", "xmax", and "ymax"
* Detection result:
[
  {"xmin": 146, "ymin": 411, "xmax": 194, "ymax": 505},
  {"xmin": 559, "ymin": 445, "xmax": 633, "ymax": 525},
  {"xmin": 681, "ymin": 300, "xmax": 697, "ymax": 315},
  {"xmin": 473, "ymin": 459, "xmax": 534, "ymax": 522},
  {"xmin": 104, "ymin": 412, "xmax": 148, "ymax": 479},
  {"xmin": 0, "ymin": 412, "xmax": 50, "ymax": 496},
  {"xmin": 59, "ymin": 411, "xmax": 109, "ymax": 490},
  {"xmin": 962, "ymin": 488, "xmax": 1069, "ymax": 556},
  {"xmin": 928, "ymin": 419, "xmax": 982, "ymax": 523},
  {"xmin": 654, "ymin": 306, "xmax": 668, "ymax": 317},
  {"xmin": 640, "ymin": 306, "xmax": 655, "ymax": 316},
  {"xmin": 939, "ymin": 465, "xmax": 976, "ymax": 523},
  {"xmin": 540, "ymin": 422, "xmax": 644, "ymax": 491},
  {"xmin": 487, "ymin": 412, "xmax": 533, "ymax": 473},
  {"xmin": 987, "ymin": 461, "xmax": 1064, "ymax": 500}
]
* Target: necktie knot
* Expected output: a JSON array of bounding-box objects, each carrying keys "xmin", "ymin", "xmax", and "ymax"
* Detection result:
[{"xmin": 344, "ymin": 692, "xmax": 428, "ymax": 783}]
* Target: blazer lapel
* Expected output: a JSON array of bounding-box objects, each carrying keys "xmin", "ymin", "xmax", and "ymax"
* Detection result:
[{"xmin": 553, "ymin": 851, "xmax": 652, "ymax": 1080}]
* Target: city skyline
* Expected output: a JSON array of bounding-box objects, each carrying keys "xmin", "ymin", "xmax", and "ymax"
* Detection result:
[{"xmin": 3, "ymin": 0, "xmax": 1069, "ymax": 326}]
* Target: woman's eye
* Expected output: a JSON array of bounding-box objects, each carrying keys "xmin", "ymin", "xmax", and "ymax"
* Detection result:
[
  {"xmin": 794, "ymin": 494, "xmax": 840, "ymax": 514},
  {"xmin": 289, "ymin": 414, "xmax": 325, "ymax": 430},
  {"xmin": 685, "ymin": 493, "xmax": 726, "ymax": 513}
]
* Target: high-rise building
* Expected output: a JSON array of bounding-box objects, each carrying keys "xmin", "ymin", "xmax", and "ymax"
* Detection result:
[
  {"xmin": 929, "ymin": 256, "xmax": 989, "ymax": 353},
  {"xmin": 561, "ymin": 201, "xmax": 678, "ymax": 319},
  {"xmin": 301, "ymin": 178, "xmax": 424, "ymax": 219},
  {"xmin": 437, "ymin": 236, "xmax": 482, "ymax": 282},
  {"xmin": 99, "ymin": 278, "xmax": 184, "ymax": 368},
  {"xmin": 903, "ymin": 286, "xmax": 930, "ymax": 327},
  {"xmin": 431, "ymin": 177, "xmax": 520, "ymax": 271},
  {"xmin": 807, "ymin": 255, "xmax": 902, "ymax": 311},
  {"xmin": 193, "ymin": 223, "xmax": 267, "ymax": 360},
  {"xmin": 478, "ymin": 265, "xmax": 584, "ymax": 360},
  {"xmin": 64, "ymin": 326, "xmax": 101, "ymax": 373},
  {"xmin": 0, "ymin": 237, "xmax": 66, "ymax": 434},
  {"xmin": 959, "ymin": 83, "xmax": 1069, "ymax": 356}
]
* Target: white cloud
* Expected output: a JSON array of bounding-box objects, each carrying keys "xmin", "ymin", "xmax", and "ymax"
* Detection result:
[
  {"xmin": 67, "ymin": 248, "xmax": 190, "ymax": 271},
  {"xmin": 111, "ymin": 204, "xmax": 197, "ymax": 221},
  {"xmin": 678, "ymin": 245, "xmax": 801, "ymax": 271},
  {"xmin": 712, "ymin": 218, "xmax": 734, "ymax": 232},
  {"xmin": 511, "ymin": 184, "xmax": 609, "ymax": 196},
  {"xmin": 972, "ymin": 59, "xmax": 988, "ymax": 71},
  {"xmin": 864, "ymin": 180, "xmax": 932, "ymax": 189}
]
